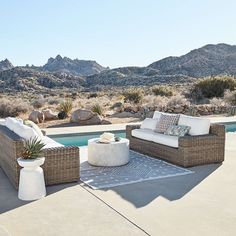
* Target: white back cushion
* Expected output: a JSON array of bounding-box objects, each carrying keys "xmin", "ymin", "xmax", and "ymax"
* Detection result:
[
  {"xmin": 6, "ymin": 117, "xmax": 39, "ymax": 141},
  {"xmin": 153, "ymin": 111, "xmax": 178, "ymax": 119},
  {"xmin": 14, "ymin": 123, "xmax": 39, "ymax": 141},
  {"xmin": 24, "ymin": 120, "xmax": 44, "ymax": 139},
  {"xmin": 141, "ymin": 118, "xmax": 159, "ymax": 130},
  {"xmin": 0, "ymin": 119, "xmax": 6, "ymax": 126},
  {"xmin": 178, "ymin": 115, "xmax": 210, "ymax": 135},
  {"xmin": 5, "ymin": 117, "xmax": 23, "ymax": 132}
]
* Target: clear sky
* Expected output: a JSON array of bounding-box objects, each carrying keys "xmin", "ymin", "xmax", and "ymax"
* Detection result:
[{"xmin": 1, "ymin": 0, "xmax": 236, "ymax": 68}]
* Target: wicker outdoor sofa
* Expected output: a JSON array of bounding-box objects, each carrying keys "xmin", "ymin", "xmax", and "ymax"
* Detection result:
[
  {"xmin": 126, "ymin": 113, "xmax": 225, "ymax": 167},
  {"xmin": 0, "ymin": 125, "xmax": 80, "ymax": 189}
]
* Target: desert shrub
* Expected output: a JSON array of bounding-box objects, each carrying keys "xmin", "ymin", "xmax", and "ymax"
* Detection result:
[
  {"xmin": 224, "ymin": 90, "xmax": 236, "ymax": 105},
  {"xmin": 59, "ymin": 100, "xmax": 73, "ymax": 115},
  {"xmin": 48, "ymin": 97, "xmax": 61, "ymax": 105},
  {"xmin": 123, "ymin": 89, "xmax": 143, "ymax": 104},
  {"xmin": 152, "ymin": 85, "xmax": 174, "ymax": 97},
  {"xmin": 210, "ymin": 97, "xmax": 225, "ymax": 106},
  {"xmin": 31, "ymin": 99, "xmax": 46, "ymax": 109},
  {"xmin": 91, "ymin": 104, "xmax": 104, "ymax": 116},
  {"xmin": 0, "ymin": 98, "xmax": 30, "ymax": 117},
  {"xmin": 142, "ymin": 95, "xmax": 167, "ymax": 108},
  {"xmin": 167, "ymin": 94, "xmax": 189, "ymax": 107},
  {"xmin": 191, "ymin": 76, "xmax": 236, "ymax": 99},
  {"xmin": 88, "ymin": 93, "xmax": 98, "ymax": 98}
]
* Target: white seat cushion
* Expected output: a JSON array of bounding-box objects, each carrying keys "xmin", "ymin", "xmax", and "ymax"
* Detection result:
[
  {"xmin": 42, "ymin": 136, "xmax": 64, "ymax": 149},
  {"xmin": 140, "ymin": 118, "xmax": 159, "ymax": 130},
  {"xmin": 152, "ymin": 133, "xmax": 179, "ymax": 148},
  {"xmin": 178, "ymin": 115, "xmax": 210, "ymax": 135},
  {"xmin": 132, "ymin": 128, "xmax": 179, "ymax": 148},
  {"xmin": 132, "ymin": 128, "xmax": 156, "ymax": 142}
]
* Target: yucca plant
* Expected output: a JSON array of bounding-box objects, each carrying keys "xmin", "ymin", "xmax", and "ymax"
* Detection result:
[
  {"xmin": 59, "ymin": 100, "xmax": 73, "ymax": 115},
  {"xmin": 91, "ymin": 103, "xmax": 104, "ymax": 116},
  {"xmin": 21, "ymin": 138, "xmax": 45, "ymax": 159}
]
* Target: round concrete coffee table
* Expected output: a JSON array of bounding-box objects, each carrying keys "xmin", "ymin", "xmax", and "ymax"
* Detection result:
[{"xmin": 88, "ymin": 138, "xmax": 130, "ymax": 167}]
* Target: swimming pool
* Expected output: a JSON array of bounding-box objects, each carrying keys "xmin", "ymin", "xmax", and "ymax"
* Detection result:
[
  {"xmin": 51, "ymin": 122, "xmax": 236, "ymax": 147},
  {"xmin": 224, "ymin": 122, "xmax": 236, "ymax": 132},
  {"xmin": 50, "ymin": 130, "xmax": 126, "ymax": 147}
]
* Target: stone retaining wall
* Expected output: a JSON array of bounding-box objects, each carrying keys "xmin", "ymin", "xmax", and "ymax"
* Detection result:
[{"xmin": 123, "ymin": 104, "xmax": 230, "ymax": 116}]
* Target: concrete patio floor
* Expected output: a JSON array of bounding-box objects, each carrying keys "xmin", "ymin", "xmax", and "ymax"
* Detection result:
[{"xmin": 0, "ymin": 133, "xmax": 236, "ymax": 236}]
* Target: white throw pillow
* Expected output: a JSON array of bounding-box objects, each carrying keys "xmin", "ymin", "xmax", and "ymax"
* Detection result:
[
  {"xmin": 14, "ymin": 123, "xmax": 39, "ymax": 141},
  {"xmin": 141, "ymin": 118, "xmax": 159, "ymax": 130},
  {"xmin": 153, "ymin": 111, "xmax": 178, "ymax": 119},
  {"xmin": 24, "ymin": 120, "xmax": 44, "ymax": 139},
  {"xmin": 5, "ymin": 117, "xmax": 23, "ymax": 132},
  {"xmin": 178, "ymin": 115, "xmax": 210, "ymax": 136}
]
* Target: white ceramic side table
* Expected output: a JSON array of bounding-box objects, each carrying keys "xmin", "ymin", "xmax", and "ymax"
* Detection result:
[{"xmin": 17, "ymin": 157, "xmax": 46, "ymax": 201}]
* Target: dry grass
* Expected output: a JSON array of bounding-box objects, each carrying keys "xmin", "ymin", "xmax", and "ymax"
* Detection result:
[
  {"xmin": 224, "ymin": 90, "xmax": 236, "ymax": 105},
  {"xmin": 0, "ymin": 98, "xmax": 31, "ymax": 118},
  {"xmin": 0, "ymin": 83, "xmax": 232, "ymax": 125},
  {"xmin": 167, "ymin": 94, "xmax": 190, "ymax": 106}
]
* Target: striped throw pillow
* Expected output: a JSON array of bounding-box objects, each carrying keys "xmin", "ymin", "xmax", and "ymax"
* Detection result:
[{"xmin": 155, "ymin": 114, "xmax": 179, "ymax": 133}]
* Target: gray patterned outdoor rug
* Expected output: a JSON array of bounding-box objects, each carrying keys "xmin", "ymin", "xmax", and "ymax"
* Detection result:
[{"xmin": 80, "ymin": 151, "xmax": 194, "ymax": 189}]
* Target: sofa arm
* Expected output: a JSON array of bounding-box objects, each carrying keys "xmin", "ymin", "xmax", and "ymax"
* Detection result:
[
  {"xmin": 179, "ymin": 134, "xmax": 225, "ymax": 149},
  {"xmin": 42, "ymin": 146, "xmax": 80, "ymax": 185},
  {"xmin": 209, "ymin": 124, "xmax": 225, "ymax": 137},
  {"xmin": 43, "ymin": 146, "xmax": 80, "ymax": 158},
  {"xmin": 126, "ymin": 124, "xmax": 141, "ymax": 139},
  {"xmin": 179, "ymin": 124, "xmax": 225, "ymax": 147},
  {"xmin": 126, "ymin": 124, "xmax": 141, "ymax": 131}
]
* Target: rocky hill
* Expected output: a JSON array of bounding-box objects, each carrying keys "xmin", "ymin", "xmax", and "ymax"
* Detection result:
[
  {"xmin": 148, "ymin": 43, "xmax": 236, "ymax": 77},
  {"xmin": 85, "ymin": 43, "xmax": 236, "ymax": 89},
  {"xmin": 0, "ymin": 43, "xmax": 236, "ymax": 93},
  {"xmin": 85, "ymin": 67, "xmax": 195, "ymax": 89},
  {"xmin": 0, "ymin": 67, "xmax": 85, "ymax": 93},
  {"xmin": 0, "ymin": 59, "xmax": 14, "ymax": 71},
  {"xmin": 42, "ymin": 55, "xmax": 107, "ymax": 76}
]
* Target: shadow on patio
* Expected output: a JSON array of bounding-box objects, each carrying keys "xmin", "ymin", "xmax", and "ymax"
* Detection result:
[
  {"xmin": 0, "ymin": 163, "xmax": 221, "ymax": 213},
  {"xmin": 97, "ymin": 163, "xmax": 221, "ymax": 208},
  {"xmin": 0, "ymin": 168, "xmax": 79, "ymax": 214}
]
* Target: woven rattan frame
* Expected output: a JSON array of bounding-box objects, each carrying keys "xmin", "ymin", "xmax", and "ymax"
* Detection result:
[
  {"xmin": 126, "ymin": 124, "xmax": 225, "ymax": 167},
  {"xmin": 0, "ymin": 125, "xmax": 80, "ymax": 189}
]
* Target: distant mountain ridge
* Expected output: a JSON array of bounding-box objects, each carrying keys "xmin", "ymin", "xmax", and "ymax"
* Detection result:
[
  {"xmin": 42, "ymin": 55, "xmax": 108, "ymax": 76},
  {"xmin": 0, "ymin": 59, "xmax": 14, "ymax": 71},
  {"xmin": 0, "ymin": 55, "xmax": 107, "ymax": 77},
  {"xmin": 148, "ymin": 43, "xmax": 236, "ymax": 77},
  {"xmin": 0, "ymin": 43, "xmax": 236, "ymax": 93},
  {"xmin": 86, "ymin": 43, "xmax": 236, "ymax": 88}
]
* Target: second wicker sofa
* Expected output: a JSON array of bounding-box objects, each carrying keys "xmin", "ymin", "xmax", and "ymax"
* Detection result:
[{"xmin": 126, "ymin": 112, "xmax": 225, "ymax": 167}]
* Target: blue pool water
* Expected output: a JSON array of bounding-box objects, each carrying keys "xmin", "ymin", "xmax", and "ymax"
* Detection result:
[
  {"xmin": 51, "ymin": 123, "xmax": 236, "ymax": 147},
  {"xmin": 224, "ymin": 123, "xmax": 236, "ymax": 132},
  {"xmin": 51, "ymin": 130, "xmax": 126, "ymax": 147}
]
